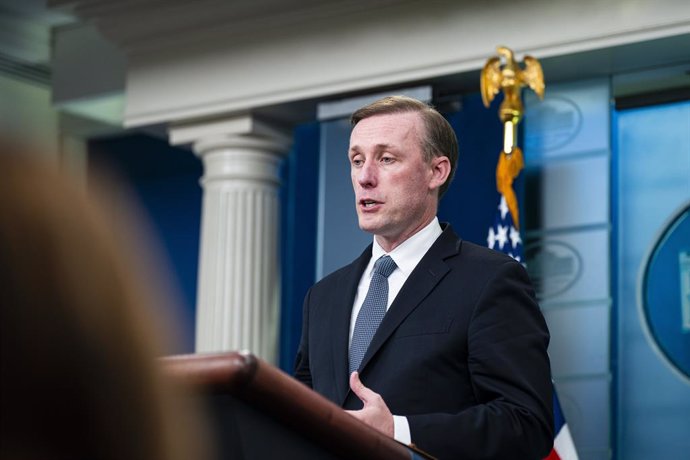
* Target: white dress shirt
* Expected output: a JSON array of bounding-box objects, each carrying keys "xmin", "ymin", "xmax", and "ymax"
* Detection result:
[{"xmin": 349, "ymin": 217, "xmax": 443, "ymax": 445}]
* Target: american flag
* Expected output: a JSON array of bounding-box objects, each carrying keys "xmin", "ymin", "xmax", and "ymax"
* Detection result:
[
  {"xmin": 487, "ymin": 195, "xmax": 522, "ymax": 262},
  {"xmin": 545, "ymin": 392, "xmax": 579, "ymax": 460},
  {"xmin": 487, "ymin": 193, "xmax": 579, "ymax": 460}
]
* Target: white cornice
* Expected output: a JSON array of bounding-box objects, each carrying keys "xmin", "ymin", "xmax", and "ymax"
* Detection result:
[{"xmin": 50, "ymin": 0, "xmax": 690, "ymax": 128}]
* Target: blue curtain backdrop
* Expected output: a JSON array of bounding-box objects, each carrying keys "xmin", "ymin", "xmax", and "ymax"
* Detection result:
[
  {"xmin": 279, "ymin": 122, "xmax": 321, "ymax": 370},
  {"xmin": 438, "ymin": 94, "xmax": 510, "ymax": 244},
  {"xmin": 89, "ymin": 134, "xmax": 202, "ymax": 352}
]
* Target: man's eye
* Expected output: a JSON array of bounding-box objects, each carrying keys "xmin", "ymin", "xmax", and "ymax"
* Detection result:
[
  {"xmin": 381, "ymin": 157, "xmax": 395, "ymax": 164},
  {"xmin": 352, "ymin": 159, "xmax": 363, "ymax": 166}
]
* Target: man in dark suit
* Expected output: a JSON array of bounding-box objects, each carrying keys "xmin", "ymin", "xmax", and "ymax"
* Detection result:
[{"xmin": 294, "ymin": 96, "xmax": 553, "ymax": 459}]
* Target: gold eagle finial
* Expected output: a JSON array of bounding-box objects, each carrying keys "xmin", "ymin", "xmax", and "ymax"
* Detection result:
[{"xmin": 480, "ymin": 46, "xmax": 544, "ymax": 124}]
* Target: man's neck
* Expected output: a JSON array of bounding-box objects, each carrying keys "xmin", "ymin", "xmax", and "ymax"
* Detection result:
[{"xmin": 374, "ymin": 216, "xmax": 439, "ymax": 253}]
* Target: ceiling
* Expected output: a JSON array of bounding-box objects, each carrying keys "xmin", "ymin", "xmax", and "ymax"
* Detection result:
[{"xmin": 0, "ymin": 0, "xmax": 75, "ymax": 84}]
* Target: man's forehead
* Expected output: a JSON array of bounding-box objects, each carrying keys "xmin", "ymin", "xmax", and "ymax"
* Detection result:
[{"xmin": 349, "ymin": 112, "xmax": 422, "ymax": 147}]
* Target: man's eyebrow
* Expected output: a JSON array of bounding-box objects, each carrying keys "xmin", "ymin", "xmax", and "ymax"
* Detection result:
[{"xmin": 349, "ymin": 143, "xmax": 394, "ymax": 153}]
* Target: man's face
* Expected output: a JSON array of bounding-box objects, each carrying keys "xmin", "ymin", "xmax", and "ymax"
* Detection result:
[{"xmin": 348, "ymin": 111, "xmax": 447, "ymax": 251}]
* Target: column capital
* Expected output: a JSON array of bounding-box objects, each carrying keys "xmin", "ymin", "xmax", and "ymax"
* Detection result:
[
  {"xmin": 169, "ymin": 113, "xmax": 291, "ymax": 148},
  {"xmin": 192, "ymin": 134, "xmax": 289, "ymax": 160},
  {"xmin": 193, "ymin": 137, "xmax": 287, "ymax": 187},
  {"xmin": 170, "ymin": 114, "xmax": 291, "ymax": 187}
]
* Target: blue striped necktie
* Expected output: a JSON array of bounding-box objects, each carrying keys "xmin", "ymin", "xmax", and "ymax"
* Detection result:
[{"xmin": 349, "ymin": 255, "xmax": 397, "ymax": 375}]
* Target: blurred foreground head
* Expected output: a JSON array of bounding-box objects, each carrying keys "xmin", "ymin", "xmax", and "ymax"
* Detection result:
[{"xmin": 0, "ymin": 140, "xmax": 211, "ymax": 460}]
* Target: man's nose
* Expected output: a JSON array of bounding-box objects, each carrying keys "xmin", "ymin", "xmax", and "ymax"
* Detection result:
[{"xmin": 356, "ymin": 161, "xmax": 377, "ymax": 187}]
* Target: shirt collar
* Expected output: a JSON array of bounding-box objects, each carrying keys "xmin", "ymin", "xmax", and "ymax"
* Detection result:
[{"xmin": 369, "ymin": 217, "xmax": 443, "ymax": 278}]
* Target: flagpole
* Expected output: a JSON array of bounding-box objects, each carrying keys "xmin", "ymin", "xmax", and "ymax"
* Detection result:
[{"xmin": 480, "ymin": 45, "xmax": 579, "ymax": 460}]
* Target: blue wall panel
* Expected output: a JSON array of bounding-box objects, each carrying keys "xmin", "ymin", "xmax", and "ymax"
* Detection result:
[
  {"xmin": 524, "ymin": 78, "xmax": 612, "ymax": 459},
  {"xmin": 614, "ymin": 100, "xmax": 690, "ymax": 458}
]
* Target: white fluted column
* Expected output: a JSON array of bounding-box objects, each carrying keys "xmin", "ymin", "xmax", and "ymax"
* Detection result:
[{"xmin": 172, "ymin": 117, "xmax": 289, "ymax": 363}]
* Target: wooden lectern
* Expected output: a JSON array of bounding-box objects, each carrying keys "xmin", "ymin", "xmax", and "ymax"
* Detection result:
[{"xmin": 162, "ymin": 352, "xmax": 433, "ymax": 460}]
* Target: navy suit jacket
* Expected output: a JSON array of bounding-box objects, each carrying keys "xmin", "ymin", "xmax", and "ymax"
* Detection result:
[{"xmin": 294, "ymin": 224, "xmax": 553, "ymax": 459}]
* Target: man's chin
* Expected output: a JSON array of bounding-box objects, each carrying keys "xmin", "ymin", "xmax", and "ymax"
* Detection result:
[{"xmin": 357, "ymin": 219, "xmax": 380, "ymax": 235}]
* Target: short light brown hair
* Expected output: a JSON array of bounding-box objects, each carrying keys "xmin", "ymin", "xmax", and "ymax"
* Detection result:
[{"xmin": 350, "ymin": 95, "xmax": 458, "ymax": 199}]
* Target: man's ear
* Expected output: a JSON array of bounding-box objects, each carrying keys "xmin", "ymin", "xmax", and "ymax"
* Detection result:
[{"xmin": 429, "ymin": 156, "xmax": 451, "ymax": 191}]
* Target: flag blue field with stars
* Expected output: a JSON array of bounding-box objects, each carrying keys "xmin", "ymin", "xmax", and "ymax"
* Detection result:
[{"xmin": 487, "ymin": 195, "xmax": 523, "ymax": 262}]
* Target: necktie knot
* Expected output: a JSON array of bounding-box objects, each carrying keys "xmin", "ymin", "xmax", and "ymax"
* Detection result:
[{"xmin": 373, "ymin": 255, "xmax": 397, "ymax": 278}]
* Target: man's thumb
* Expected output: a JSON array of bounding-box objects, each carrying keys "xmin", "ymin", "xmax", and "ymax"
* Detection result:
[{"xmin": 349, "ymin": 371, "xmax": 371, "ymax": 404}]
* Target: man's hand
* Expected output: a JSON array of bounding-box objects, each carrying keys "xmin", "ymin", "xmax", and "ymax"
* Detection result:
[{"xmin": 345, "ymin": 371, "xmax": 394, "ymax": 437}]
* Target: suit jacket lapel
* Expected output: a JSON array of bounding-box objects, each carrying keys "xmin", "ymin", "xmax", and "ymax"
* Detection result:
[
  {"xmin": 357, "ymin": 226, "xmax": 461, "ymax": 375},
  {"xmin": 331, "ymin": 245, "xmax": 372, "ymax": 405}
]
